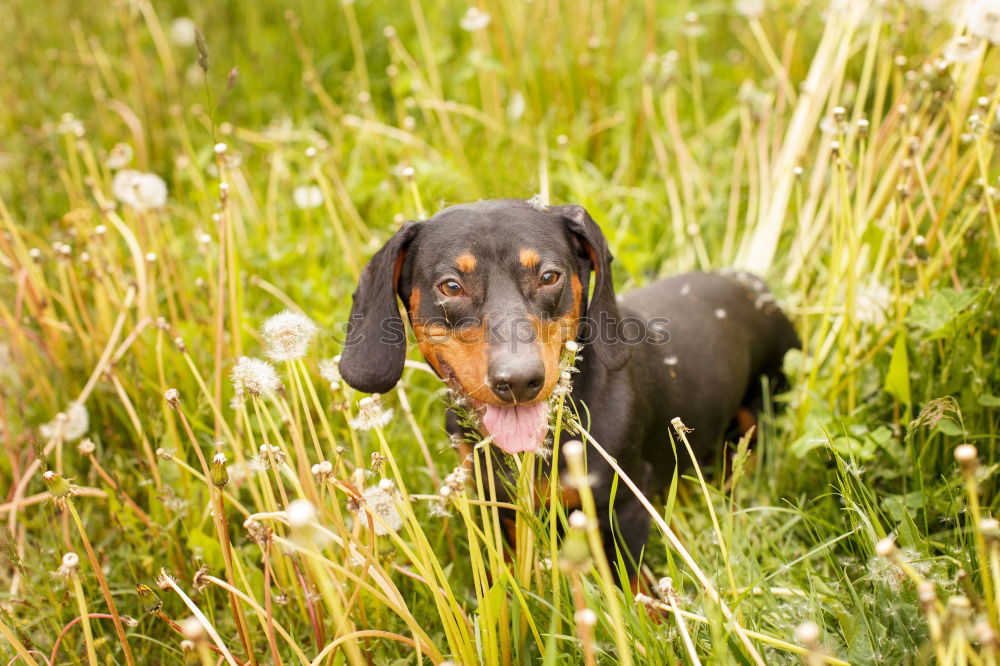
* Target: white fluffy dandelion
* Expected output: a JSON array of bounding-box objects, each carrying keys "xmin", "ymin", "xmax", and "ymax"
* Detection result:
[
  {"xmin": 293, "ymin": 185, "xmax": 324, "ymax": 210},
  {"xmin": 231, "ymin": 356, "xmax": 281, "ymax": 398},
  {"xmin": 855, "ymin": 283, "xmax": 891, "ymax": 326},
  {"xmin": 507, "ymin": 91, "xmax": 526, "ymax": 122},
  {"xmin": 358, "ymin": 485, "xmax": 403, "ymax": 535},
  {"xmin": 262, "ymin": 310, "xmax": 318, "ymax": 361},
  {"xmin": 40, "ymin": 402, "xmax": 89, "ymax": 441},
  {"xmin": 169, "ymin": 17, "xmax": 198, "ymax": 48},
  {"xmin": 964, "ymin": 0, "xmax": 1000, "ymax": 45},
  {"xmin": 111, "ymin": 170, "xmax": 168, "ymax": 212},
  {"xmin": 105, "ymin": 143, "xmax": 133, "ymax": 170},
  {"xmin": 735, "ymin": 0, "xmax": 765, "ymax": 17},
  {"xmin": 943, "ymin": 35, "xmax": 983, "ymax": 63},
  {"xmin": 349, "ymin": 395, "xmax": 393, "ymax": 431},
  {"xmin": 459, "ymin": 7, "xmax": 491, "ymax": 31},
  {"xmin": 55, "ymin": 552, "xmax": 80, "ymax": 578},
  {"xmin": 318, "ymin": 357, "xmax": 341, "ymax": 386},
  {"xmin": 286, "ymin": 499, "xmax": 317, "ymax": 528}
]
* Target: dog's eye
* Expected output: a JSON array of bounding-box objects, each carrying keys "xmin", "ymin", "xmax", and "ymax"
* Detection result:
[
  {"xmin": 539, "ymin": 270, "xmax": 561, "ymax": 286},
  {"xmin": 438, "ymin": 280, "xmax": 465, "ymax": 297}
]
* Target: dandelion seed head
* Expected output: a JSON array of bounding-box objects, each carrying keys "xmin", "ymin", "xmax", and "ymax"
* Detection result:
[
  {"xmin": 358, "ymin": 485, "xmax": 403, "ymax": 535},
  {"xmin": 55, "ymin": 551, "xmax": 79, "ymax": 578},
  {"xmin": 318, "ymin": 357, "xmax": 341, "ymax": 386},
  {"xmin": 262, "ymin": 310, "xmax": 318, "ymax": 361},
  {"xmin": 944, "ymin": 35, "xmax": 982, "ymax": 63},
  {"xmin": 293, "ymin": 185, "xmax": 323, "ymax": 210},
  {"xmin": 192, "ymin": 565, "xmax": 211, "ymax": 592},
  {"xmin": 40, "ymin": 402, "xmax": 89, "ymax": 442},
  {"xmin": 429, "ymin": 499, "xmax": 452, "ymax": 517},
  {"xmin": 735, "ymin": 0, "xmax": 765, "ymax": 17},
  {"xmin": 350, "ymin": 394, "xmax": 393, "ymax": 431},
  {"xmin": 964, "ymin": 0, "xmax": 1000, "ymax": 45},
  {"xmin": 507, "ymin": 91, "xmax": 526, "ymax": 121},
  {"xmin": 231, "ymin": 356, "xmax": 280, "ymax": 398},
  {"xmin": 105, "ymin": 143, "xmax": 133, "ymax": 170},
  {"xmin": 311, "ymin": 460, "xmax": 334, "ymax": 482},
  {"xmin": 286, "ymin": 499, "xmax": 316, "ymax": 528},
  {"xmin": 112, "ymin": 170, "xmax": 168, "ymax": 212},
  {"xmin": 459, "ymin": 7, "xmax": 491, "ymax": 31},
  {"xmin": 568, "ymin": 510, "xmax": 588, "ymax": 529},
  {"xmin": 169, "ymin": 17, "xmax": 198, "ymax": 47},
  {"xmin": 855, "ymin": 283, "xmax": 891, "ymax": 326}
]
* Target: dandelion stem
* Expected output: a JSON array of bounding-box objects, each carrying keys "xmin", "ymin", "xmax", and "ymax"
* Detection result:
[
  {"xmin": 65, "ymin": 501, "xmax": 135, "ymax": 666},
  {"xmin": 69, "ymin": 573, "xmax": 98, "ymax": 666}
]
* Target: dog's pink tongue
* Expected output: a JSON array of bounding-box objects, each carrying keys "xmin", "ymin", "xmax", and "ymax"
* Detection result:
[{"xmin": 481, "ymin": 403, "xmax": 549, "ymax": 454}]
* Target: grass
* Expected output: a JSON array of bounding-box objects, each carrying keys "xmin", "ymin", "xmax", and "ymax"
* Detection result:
[{"xmin": 0, "ymin": 0, "xmax": 998, "ymax": 663}]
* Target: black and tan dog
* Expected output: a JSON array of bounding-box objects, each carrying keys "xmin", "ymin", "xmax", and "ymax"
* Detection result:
[{"xmin": 340, "ymin": 199, "xmax": 799, "ymax": 578}]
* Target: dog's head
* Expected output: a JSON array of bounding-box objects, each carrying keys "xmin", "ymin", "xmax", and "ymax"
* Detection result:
[{"xmin": 339, "ymin": 199, "xmax": 629, "ymax": 453}]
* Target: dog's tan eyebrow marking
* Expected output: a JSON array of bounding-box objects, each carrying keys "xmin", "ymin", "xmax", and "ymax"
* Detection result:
[
  {"xmin": 519, "ymin": 248, "xmax": 540, "ymax": 268},
  {"xmin": 455, "ymin": 253, "xmax": 477, "ymax": 273}
]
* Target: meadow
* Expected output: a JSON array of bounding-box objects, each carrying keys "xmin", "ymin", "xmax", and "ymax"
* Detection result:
[{"xmin": 1, "ymin": 0, "xmax": 998, "ymax": 663}]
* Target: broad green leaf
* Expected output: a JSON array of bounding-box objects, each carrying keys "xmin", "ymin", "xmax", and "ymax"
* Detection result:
[
  {"xmin": 884, "ymin": 332, "xmax": 911, "ymax": 405},
  {"xmin": 978, "ymin": 393, "xmax": 1000, "ymax": 407}
]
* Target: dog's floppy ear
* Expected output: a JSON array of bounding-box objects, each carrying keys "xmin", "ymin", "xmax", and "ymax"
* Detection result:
[
  {"xmin": 339, "ymin": 221, "xmax": 422, "ymax": 393},
  {"xmin": 550, "ymin": 204, "xmax": 630, "ymax": 371}
]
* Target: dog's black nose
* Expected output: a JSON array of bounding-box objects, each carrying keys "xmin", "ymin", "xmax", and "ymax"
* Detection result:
[{"xmin": 488, "ymin": 357, "xmax": 545, "ymax": 403}]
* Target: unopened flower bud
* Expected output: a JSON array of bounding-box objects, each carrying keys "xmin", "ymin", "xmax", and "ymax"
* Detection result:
[
  {"xmin": 43, "ymin": 470, "xmax": 71, "ymax": 498},
  {"xmin": 210, "ymin": 452, "xmax": 229, "ymax": 487}
]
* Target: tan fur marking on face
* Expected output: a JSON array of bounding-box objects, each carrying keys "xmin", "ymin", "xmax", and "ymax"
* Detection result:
[
  {"xmin": 529, "ymin": 273, "xmax": 583, "ymax": 400},
  {"xmin": 570, "ymin": 273, "xmax": 583, "ymax": 317},
  {"xmin": 456, "ymin": 253, "xmax": 477, "ymax": 273},
  {"xmin": 519, "ymin": 248, "xmax": 540, "ymax": 269},
  {"xmin": 534, "ymin": 478, "xmax": 582, "ymax": 510},
  {"xmin": 411, "ymin": 288, "xmax": 495, "ymax": 405},
  {"xmin": 409, "ymin": 287, "xmax": 422, "ymax": 317},
  {"xmin": 412, "ymin": 320, "xmax": 498, "ymax": 404}
]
